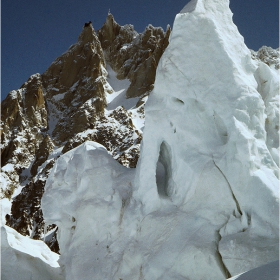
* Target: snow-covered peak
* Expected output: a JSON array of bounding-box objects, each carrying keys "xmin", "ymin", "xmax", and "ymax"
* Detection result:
[
  {"xmin": 180, "ymin": 0, "xmax": 231, "ymax": 14},
  {"xmin": 134, "ymin": 0, "xmax": 279, "ymax": 274}
]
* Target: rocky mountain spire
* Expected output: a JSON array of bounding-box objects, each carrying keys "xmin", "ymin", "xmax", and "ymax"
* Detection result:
[{"xmin": 98, "ymin": 14, "xmax": 171, "ymax": 98}]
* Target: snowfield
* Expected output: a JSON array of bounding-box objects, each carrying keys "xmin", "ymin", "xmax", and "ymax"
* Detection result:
[{"xmin": 2, "ymin": 0, "xmax": 279, "ymax": 279}]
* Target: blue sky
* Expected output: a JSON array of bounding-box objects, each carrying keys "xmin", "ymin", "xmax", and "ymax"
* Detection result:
[{"xmin": 1, "ymin": 0, "xmax": 279, "ymax": 100}]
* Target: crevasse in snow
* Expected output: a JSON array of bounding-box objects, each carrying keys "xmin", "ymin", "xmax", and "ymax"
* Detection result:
[{"xmin": 41, "ymin": 0, "xmax": 279, "ymax": 279}]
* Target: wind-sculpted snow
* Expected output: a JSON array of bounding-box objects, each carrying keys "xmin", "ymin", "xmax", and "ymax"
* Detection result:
[
  {"xmin": 42, "ymin": 142, "xmax": 139, "ymax": 279},
  {"xmin": 1, "ymin": 226, "xmax": 63, "ymax": 280},
  {"xmin": 42, "ymin": 0, "xmax": 279, "ymax": 279},
  {"xmin": 253, "ymin": 55, "xmax": 279, "ymax": 167}
]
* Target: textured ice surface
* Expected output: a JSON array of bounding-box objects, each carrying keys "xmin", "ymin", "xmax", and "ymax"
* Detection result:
[
  {"xmin": 1, "ymin": 226, "xmax": 63, "ymax": 280},
  {"xmin": 42, "ymin": 142, "xmax": 138, "ymax": 279}
]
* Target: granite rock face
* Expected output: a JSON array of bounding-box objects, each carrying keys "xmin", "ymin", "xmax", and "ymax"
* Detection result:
[{"xmin": 99, "ymin": 14, "xmax": 171, "ymax": 98}]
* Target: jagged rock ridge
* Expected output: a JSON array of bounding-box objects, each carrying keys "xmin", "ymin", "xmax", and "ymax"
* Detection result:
[
  {"xmin": 99, "ymin": 14, "xmax": 171, "ymax": 97},
  {"xmin": 1, "ymin": 14, "xmax": 170, "ymax": 252}
]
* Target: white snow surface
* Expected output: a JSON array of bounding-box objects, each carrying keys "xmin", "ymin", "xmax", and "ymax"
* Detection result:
[
  {"xmin": 3, "ymin": 225, "xmax": 60, "ymax": 268},
  {"xmin": 1, "ymin": 155, "xmax": 62, "ymax": 278},
  {"xmin": 104, "ymin": 65, "xmax": 139, "ymax": 111},
  {"xmin": 42, "ymin": 142, "xmax": 137, "ymax": 279},
  {"xmin": 39, "ymin": 0, "xmax": 279, "ymax": 279},
  {"xmin": 103, "ymin": 64, "xmax": 146, "ymax": 132},
  {"xmin": 1, "ymin": 226, "xmax": 63, "ymax": 280},
  {"xmin": 1, "ymin": 163, "xmax": 15, "ymax": 172},
  {"xmin": 1, "ymin": 190, "xmax": 62, "ymax": 279}
]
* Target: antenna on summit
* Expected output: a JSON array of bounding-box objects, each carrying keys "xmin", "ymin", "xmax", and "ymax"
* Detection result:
[{"xmin": 108, "ymin": 8, "xmax": 111, "ymax": 15}]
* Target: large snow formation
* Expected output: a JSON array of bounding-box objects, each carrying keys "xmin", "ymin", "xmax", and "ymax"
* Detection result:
[
  {"xmin": 41, "ymin": 0, "xmax": 279, "ymax": 279},
  {"xmin": 134, "ymin": 0, "xmax": 279, "ymax": 275}
]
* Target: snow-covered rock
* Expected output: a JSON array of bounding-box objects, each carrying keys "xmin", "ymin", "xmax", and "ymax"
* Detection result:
[
  {"xmin": 41, "ymin": 0, "xmax": 279, "ymax": 279},
  {"xmin": 98, "ymin": 13, "xmax": 171, "ymax": 98}
]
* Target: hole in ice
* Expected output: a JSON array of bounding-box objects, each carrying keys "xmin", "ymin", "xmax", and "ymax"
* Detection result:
[
  {"xmin": 156, "ymin": 141, "xmax": 173, "ymax": 198},
  {"xmin": 172, "ymin": 97, "xmax": 184, "ymax": 105},
  {"xmin": 156, "ymin": 161, "xmax": 167, "ymax": 196}
]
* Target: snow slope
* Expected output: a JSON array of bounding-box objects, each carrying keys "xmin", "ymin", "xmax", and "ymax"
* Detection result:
[
  {"xmin": 41, "ymin": 0, "xmax": 279, "ymax": 279},
  {"xmin": 1, "ymin": 197, "xmax": 62, "ymax": 279}
]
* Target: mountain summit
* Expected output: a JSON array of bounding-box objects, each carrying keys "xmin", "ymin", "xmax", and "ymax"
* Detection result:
[{"xmin": 1, "ymin": 0, "xmax": 279, "ymax": 279}]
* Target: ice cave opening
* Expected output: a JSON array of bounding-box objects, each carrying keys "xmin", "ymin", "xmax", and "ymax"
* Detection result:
[{"xmin": 156, "ymin": 141, "xmax": 173, "ymax": 198}]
